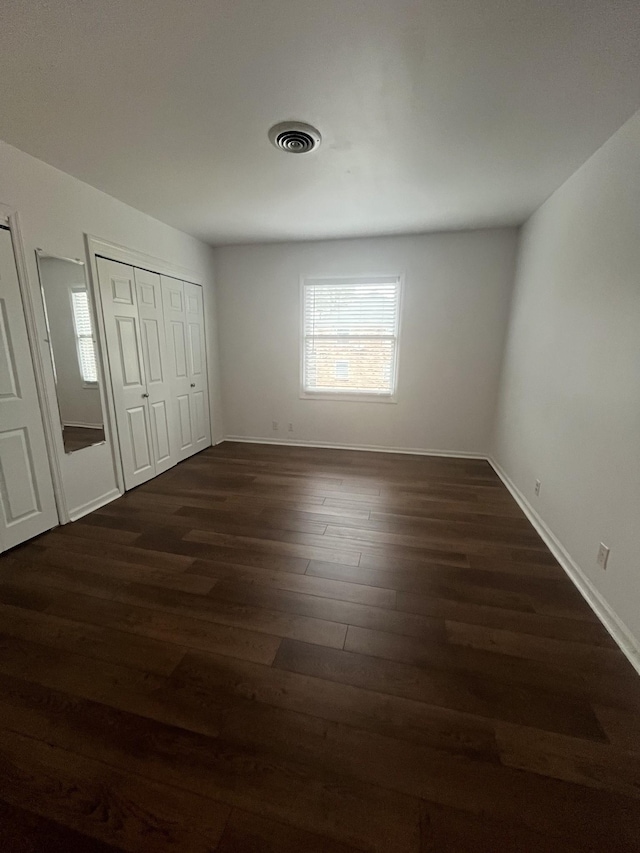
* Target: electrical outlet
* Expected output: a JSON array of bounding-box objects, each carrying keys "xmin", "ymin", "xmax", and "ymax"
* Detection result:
[
  {"xmin": 288, "ymin": 423, "xmax": 294, "ymax": 432},
  {"xmin": 534, "ymin": 479, "xmax": 541, "ymax": 496},
  {"xmin": 597, "ymin": 543, "xmax": 610, "ymax": 570},
  {"xmin": 272, "ymin": 421, "xmax": 278, "ymax": 431}
]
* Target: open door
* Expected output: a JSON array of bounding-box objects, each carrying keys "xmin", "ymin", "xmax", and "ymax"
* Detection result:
[{"xmin": 0, "ymin": 226, "xmax": 58, "ymax": 550}]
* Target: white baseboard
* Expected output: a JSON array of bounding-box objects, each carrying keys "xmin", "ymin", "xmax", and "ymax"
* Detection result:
[
  {"xmin": 489, "ymin": 457, "xmax": 640, "ymax": 677},
  {"xmin": 222, "ymin": 435, "xmax": 487, "ymax": 460},
  {"xmin": 63, "ymin": 421, "xmax": 104, "ymax": 430},
  {"xmin": 68, "ymin": 487, "xmax": 122, "ymax": 522}
]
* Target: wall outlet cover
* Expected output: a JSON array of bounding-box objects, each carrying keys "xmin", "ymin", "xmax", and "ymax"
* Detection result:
[{"xmin": 597, "ymin": 543, "xmax": 610, "ymax": 570}]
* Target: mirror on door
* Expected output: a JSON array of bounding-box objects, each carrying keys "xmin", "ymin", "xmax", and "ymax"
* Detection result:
[{"xmin": 35, "ymin": 251, "xmax": 106, "ymax": 453}]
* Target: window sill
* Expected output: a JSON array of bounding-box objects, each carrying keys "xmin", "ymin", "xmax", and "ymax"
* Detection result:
[{"xmin": 300, "ymin": 391, "xmax": 398, "ymax": 404}]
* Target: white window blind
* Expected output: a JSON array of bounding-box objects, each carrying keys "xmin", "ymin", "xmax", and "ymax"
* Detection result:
[
  {"xmin": 334, "ymin": 360, "xmax": 350, "ymax": 380},
  {"xmin": 302, "ymin": 277, "xmax": 401, "ymax": 398},
  {"xmin": 70, "ymin": 289, "xmax": 98, "ymax": 384}
]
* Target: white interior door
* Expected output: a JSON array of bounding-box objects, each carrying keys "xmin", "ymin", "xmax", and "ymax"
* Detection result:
[
  {"xmin": 161, "ymin": 276, "xmax": 195, "ymax": 461},
  {"xmin": 134, "ymin": 268, "xmax": 176, "ymax": 475},
  {"xmin": 0, "ymin": 226, "xmax": 58, "ymax": 550},
  {"xmin": 185, "ymin": 281, "xmax": 211, "ymax": 453},
  {"xmin": 97, "ymin": 257, "xmax": 155, "ymax": 489}
]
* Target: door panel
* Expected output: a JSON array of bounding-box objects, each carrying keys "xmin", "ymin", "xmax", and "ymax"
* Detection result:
[
  {"xmin": 169, "ymin": 287, "xmax": 183, "ymax": 312},
  {"xmin": 150, "ymin": 400, "xmax": 171, "ymax": 464},
  {"xmin": 115, "ymin": 317, "xmax": 143, "ymax": 386},
  {"xmin": 97, "ymin": 257, "xmax": 154, "ymax": 490},
  {"xmin": 0, "ymin": 226, "xmax": 58, "ymax": 550},
  {"xmin": 0, "ymin": 301, "xmax": 20, "ymax": 398},
  {"xmin": 141, "ymin": 319, "xmax": 163, "ymax": 383},
  {"xmin": 134, "ymin": 268, "xmax": 176, "ymax": 474},
  {"xmin": 186, "ymin": 292, "xmax": 198, "ymax": 315},
  {"xmin": 170, "ymin": 322, "xmax": 188, "ymax": 378},
  {"xmin": 177, "ymin": 394, "xmax": 192, "ymax": 450},
  {"xmin": 138, "ymin": 280, "xmax": 157, "ymax": 308},
  {"xmin": 188, "ymin": 322, "xmax": 203, "ymax": 377},
  {"xmin": 110, "ymin": 275, "xmax": 135, "ymax": 304},
  {"xmin": 184, "ymin": 281, "xmax": 211, "ymax": 452},
  {"xmin": 193, "ymin": 390, "xmax": 206, "ymax": 443},
  {"xmin": 0, "ymin": 428, "xmax": 41, "ymax": 523},
  {"xmin": 127, "ymin": 405, "xmax": 152, "ymax": 472},
  {"xmin": 161, "ymin": 276, "xmax": 194, "ymax": 461}
]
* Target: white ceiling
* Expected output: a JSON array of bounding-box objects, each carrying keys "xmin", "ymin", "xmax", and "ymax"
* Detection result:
[{"xmin": 2, "ymin": 0, "xmax": 640, "ymax": 245}]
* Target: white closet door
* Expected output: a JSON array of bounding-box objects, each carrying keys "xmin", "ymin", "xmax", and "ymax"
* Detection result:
[
  {"xmin": 0, "ymin": 226, "xmax": 58, "ymax": 550},
  {"xmin": 97, "ymin": 257, "xmax": 155, "ymax": 489},
  {"xmin": 185, "ymin": 281, "xmax": 211, "ymax": 453},
  {"xmin": 134, "ymin": 268, "xmax": 176, "ymax": 475},
  {"xmin": 161, "ymin": 276, "xmax": 195, "ymax": 461}
]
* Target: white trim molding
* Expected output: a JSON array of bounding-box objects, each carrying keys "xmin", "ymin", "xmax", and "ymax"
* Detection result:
[
  {"xmin": 68, "ymin": 488, "xmax": 122, "ymax": 522},
  {"xmin": 63, "ymin": 421, "xmax": 104, "ymax": 430},
  {"xmin": 85, "ymin": 234, "xmax": 203, "ymax": 285},
  {"xmin": 223, "ymin": 435, "xmax": 487, "ymax": 459},
  {"xmin": 489, "ymin": 457, "xmax": 640, "ymax": 677},
  {"xmin": 299, "ymin": 273, "xmax": 403, "ymax": 404}
]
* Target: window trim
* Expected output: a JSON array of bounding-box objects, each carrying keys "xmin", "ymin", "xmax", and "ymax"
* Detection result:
[{"xmin": 299, "ymin": 274, "xmax": 403, "ymax": 403}]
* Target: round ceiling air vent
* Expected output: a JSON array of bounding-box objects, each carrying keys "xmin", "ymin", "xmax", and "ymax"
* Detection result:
[{"xmin": 268, "ymin": 121, "xmax": 321, "ymax": 154}]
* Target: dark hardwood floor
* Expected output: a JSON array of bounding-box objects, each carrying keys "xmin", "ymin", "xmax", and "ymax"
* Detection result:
[
  {"xmin": 61, "ymin": 425, "xmax": 106, "ymax": 453},
  {"xmin": 0, "ymin": 441, "xmax": 639, "ymax": 852}
]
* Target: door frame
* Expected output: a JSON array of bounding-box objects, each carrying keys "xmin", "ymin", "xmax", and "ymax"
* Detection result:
[
  {"xmin": 0, "ymin": 203, "xmax": 67, "ymax": 524},
  {"xmin": 85, "ymin": 234, "xmax": 208, "ymax": 492}
]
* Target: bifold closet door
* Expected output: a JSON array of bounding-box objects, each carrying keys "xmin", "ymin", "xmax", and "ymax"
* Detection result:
[
  {"xmin": 161, "ymin": 276, "xmax": 211, "ymax": 462},
  {"xmin": 185, "ymin": 281, "xmax": 211, "ymax": 453},
  {"xmin": 134, "ymin": 268, "xmax": 176, "ymax": 476},
  {"xmin": 98, "ymin": 257, "xmax": 157, "ymax": 489},
  {"xmin": 0, "ymin": 226, "xmax": 58, "ymax": 550}
]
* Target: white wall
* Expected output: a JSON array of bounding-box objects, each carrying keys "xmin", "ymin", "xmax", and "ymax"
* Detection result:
[
  {"xmin": 492, "ymin": 109, "xmax": 640, "ymax": 660},
  {"xmin": 215, "ymin": 230, "xmax": 518, "ymax": 455},
  {"xmin": 38, "ymin": 256, "xmax": 104, "ymax": 429},
  {"xmin": 0, "ymin": 141, "xmax": 223, "ymax": 520}
]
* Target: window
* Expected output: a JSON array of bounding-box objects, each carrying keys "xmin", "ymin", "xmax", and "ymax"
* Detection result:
[
  {"xmin": 70, "ymin": 288, "xmax": 98, "ymax": 384},
  {"xmin": 302, "ymin": 276, "xmax": 401, "ymax": 399}
]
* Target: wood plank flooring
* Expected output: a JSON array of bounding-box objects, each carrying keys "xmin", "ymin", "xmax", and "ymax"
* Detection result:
[{"xmin": 0, "ymin": 441, "xmax": 639, "ymax": 852}]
